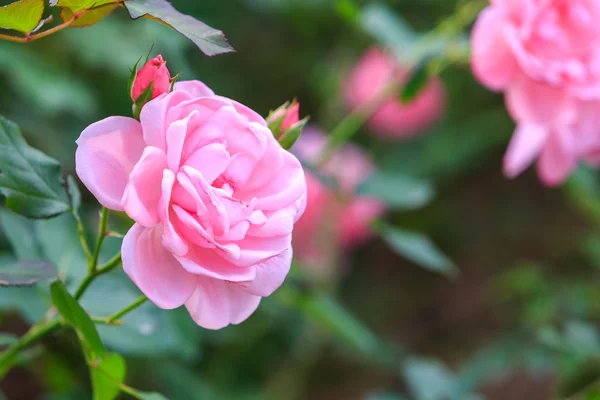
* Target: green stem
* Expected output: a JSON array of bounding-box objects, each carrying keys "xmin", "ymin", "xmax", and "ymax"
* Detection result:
[
  {"xmin": 72, "ymin": 208, "xmax": 93, "ymax": 261},
  {"xmin": 74, "ymin": 252, "xmax": 122, "ymax": 300},
  {"xmin": 90, "ymin": 207, "xmax": 109, "ymax": 273},
  {"xmin": 0, "ymin": 319, "xmax": 62, "ymax": 376},
  {"xmin": 317, "ymin": 82, "xmax": 400, "ymax": 165},
  {"xmin": 106, "ymin": 295, "xmax": 147, "ymax": 324}
]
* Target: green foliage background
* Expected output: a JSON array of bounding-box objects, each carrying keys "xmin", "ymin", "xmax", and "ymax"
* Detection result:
[{"xmin": 1, "ymin": 0, "xmax": 600, "ymax": 399}]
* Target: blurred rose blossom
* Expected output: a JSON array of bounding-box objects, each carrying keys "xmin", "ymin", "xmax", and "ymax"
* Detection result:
[
  {"xmin": 76, "ymin": 80, "xmax": 307, "ymax": 329},
  {"xmin": 472, "ymin": 0, "xmax": 600, "ymax": 185},
  {"xmin": 292, "ymin": 127, "xmax": 386, "ymax": 273},
  {"xmin": 343, "ymin": 47, "xmax": 446, "ymax": 140}
]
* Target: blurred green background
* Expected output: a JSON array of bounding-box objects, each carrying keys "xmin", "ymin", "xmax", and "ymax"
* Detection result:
[{"xmin": 2, "ymin": 0, "xmax": 600, "ymax": 399}]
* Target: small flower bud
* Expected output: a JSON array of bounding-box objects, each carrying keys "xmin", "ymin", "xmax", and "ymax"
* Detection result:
[
  {"xmin": 131, "ymin": 55, "xmax": 171, "ymax": 102},
  {"xmin": 267, "ymin": 101, "xmax": 308, "ymax": 149}
]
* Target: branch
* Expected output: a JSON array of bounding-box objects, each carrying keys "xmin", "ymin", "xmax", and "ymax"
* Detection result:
[{"xmin": 0, "ymin": 9, "xmax": 89, "ymax": 43}]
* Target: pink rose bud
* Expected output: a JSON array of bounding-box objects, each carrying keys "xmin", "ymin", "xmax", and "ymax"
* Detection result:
[
  {"xmin": 471, "ymin": 0, "xmax": 600, "ymax": 185},
  {"xmin": 131, "ymin": 55, "xmax": 171, "ymax": 102},
  {"xmin": 76, "ymin": 80, "xmax": 307, "ymax": 330},
  {"xmin": 343, "ymin": 47, "xmax": 445, "ymax": 140},
  {"xmin": 267, "ymin": 101, "xmax": 308, "ymax": 149}
]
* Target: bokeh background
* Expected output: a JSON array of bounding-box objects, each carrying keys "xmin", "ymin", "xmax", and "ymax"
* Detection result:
[{"xmin": 2, "ymin": 0, "xmax": 600, "ymax": 399}]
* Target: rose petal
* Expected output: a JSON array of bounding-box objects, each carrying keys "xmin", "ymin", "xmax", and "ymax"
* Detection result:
[
  {"xmin": 76, "ymin": 116, "xmax": 145, "ymax": 211},
  {"xmin": 234, "ymin": 247, "xmax": 292, "ymax": 297},
  {"xmin": 471, "ymin": 6, "xmax": 519, "ymax": 91},
  {"xmin": 503, "ymin": 124, "xmax": 549, "ymax": 178},
  {"xmin": 174, "ymin": 80, "xmax": 215, "ymax": 98},
  {"xmin": 122, "ymin": 223, "xmax": 196, "ymax": 309},
  {"xmin": 122, "ymin": 146, "xmax": 167, "ymax": 227},
  {"xmin": 185, "ymin": 277, "xmax": 261, "ymax": 330},
  {"xmin": 175, "ymin": 245, "xmax": 256, "ymax": 282},
  {"xmin": 159, "ymin": 169, "xmax": 189, "ymax": 256},
  {"xmin": 140, "ymin": 91, "xmax": 193, "ymax": 151},
  {"xmin": 538, "ymin": 130, "xmax": 578, "ymax": 186}
]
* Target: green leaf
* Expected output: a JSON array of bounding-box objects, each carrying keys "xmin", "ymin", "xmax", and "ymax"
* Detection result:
[
  {"xmin": 0, "ymin": 333, "xmax": 18, "ymax": 347},
  {"xmin": 50, "ymin": 280, "xmax": 107, "ymax": 360},
  {"xmin": 124, "ymin": 0, "xmax": 234, "ymax": 56},
  {"xmin": 402, "ymin": 358, "xmax": 458, "ymax": 400},
  {"xmin": 0, "ymin": 0, "xmax": 44, "ymax": 33},
  {"xmin": 289, "ymin": 289, "xmax": 379, "ymax": 354},
  {"xmin": 400, "ymin": 57, "xmax": 432, "ymax": 104},
  {"xmin": 66, "ymin": 176, "xmax": 81, "ymax": 211},
  {"xmin": 0, "ymin": 209, "xmax": 44, "ymax": 260},
  {"xmin": 91, "ymin": 353, "xmax": 125, "ymax": 400},
  {"xmin": 49, "ymin": 0, "xmax": 120, "ymax": 13},
  {"xmin": 360, "ymin": 3, "xmax": 416, "ymax": 57},
  {"xmin": 0, "ymin": 260, "xmax": 56, "ymax": 287},
  {"xmin": 60, "ymin": 3, "xmax": 118, "ymax": 27},
  {"xmin": 374, "ymin": 222, "xmax": 457, "ymax": 277},
  {"xmin": 334, "ymin": 0, "xmax": 359, "ymax": 24},
  {"xmin": 356, "ymin": 173, "xmax": 434, "ymax": 210},
  {"xmin": 82, "ymin": 271, "xmax": 200, "ymax": 359},
  {"xmin": 131, "ymin": 391, "xmax": 169, "ymax": 400},
  {"xmin": 0, "ymin": 117, "xmax": 70, "ymax": 219}
]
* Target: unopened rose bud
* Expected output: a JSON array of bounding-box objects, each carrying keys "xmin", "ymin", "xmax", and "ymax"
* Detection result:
[
  {"xmin": 130, "ymin": 55, "xmax": 171, "ymax": 102},
  {"xmin": 267, "ymin": 101, "xmax": 308, "ymax": 149}
]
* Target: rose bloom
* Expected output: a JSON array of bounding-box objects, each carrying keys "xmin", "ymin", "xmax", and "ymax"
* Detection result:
[
  {"xmin": 292, "ymin": 128, "xmax": 386, "ymax": 272},
  {"xmin": 472, "ymin": 0, "xmax": 600, "ymax": 185},
  {"xmin": 344, "ymin": 47, "xmax": 445, "ymax": 140},
  {"xmin": 76, "ymin": 81, "xmax": 307, "ymax": 329}
]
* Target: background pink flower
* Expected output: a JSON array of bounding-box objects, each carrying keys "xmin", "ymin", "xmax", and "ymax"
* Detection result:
[
  {"xmin": 471, "ymin": 0, "xmax": 600, "ymax": 185},
  {"xmin": 76, "ymin": 80, "xmax": 307, "ymax": 329},
  {"xmin": 343, "ymin": 47, "xmax": 446, "ymax": 140},
  {"xmin": 291, "ymin": 127, "xmax": 386, "ymax": 272}
]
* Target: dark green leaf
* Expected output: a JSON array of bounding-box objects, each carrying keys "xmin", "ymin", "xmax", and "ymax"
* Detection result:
[
  {"xmin": 91, "ymin": 353, "xmax": 125, "ymax": 400},
  {"xmin": 124, "ymin": 0, "xmax": 234, "ymax": 56},
  {"xmin": 356, "ymin": 173, "xmax": 434, "ymax": 210},
  {"xmin": 50, "ymin": 280, "xmax": 107, "ymax": 360},
  {"xmin": 400, "ymin": 58, "xmax": 431, "ymax": 104},
  {"xmin": 0, "ymin": 0, "xmax": 44, "ymax": 33},
  {"xmin": 0, "ymin": 260, "xmax": 56, "ymax": 287},
  {"xmin": 374, "ymin": 222, "xmax": 457, "ymax": 277},
  {"xmin": 49, "ymin": 0, "xmax": 120, "ymax": 13},
  {"xmin": 0, "ymin": 333, "xmax": 18, "ymax": 347},
  {"xmin": 0, "ymin": 117, "xmax": 70, "ymax": 219},
  {"xmin": 60, "ymin": 3, "xmax": 118, "ymax": 27}
]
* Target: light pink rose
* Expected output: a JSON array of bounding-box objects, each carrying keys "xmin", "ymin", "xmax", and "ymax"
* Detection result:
[
  {"xmin": 76, "ymin": 80, "xmax": 307, "ymax": 329},
  {"xmin": 343, "ymin": 47, "xmax": 445, "ymax": 140},
  {"xmin": 291, "ymin": 128, "xmax": 386, "ymax": 270},
  {"xmin": 471, "ymin": 0, "xmax": 600, "ymax": 185}
]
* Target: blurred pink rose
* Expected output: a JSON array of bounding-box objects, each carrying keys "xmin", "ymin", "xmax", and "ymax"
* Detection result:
[
  {"xmin": 292, "ymin": 128, "xmax": 386, "ymax": 270},
  {"xmin": 76, "ymin": 80, "xmax": 307, "ymax": 329},
  {"xmin": 344, "ymin": 47, "xmax": 445, "ymax": 140},
  {"xmin": 131, "ymin": 55, "xmax": 171, "ymax": 101},
  {"xmin": 472, "ymin": 0, "xmax": 600, "ymax": 185}
]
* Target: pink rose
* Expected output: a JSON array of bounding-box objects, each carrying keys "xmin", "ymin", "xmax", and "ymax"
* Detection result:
[
  {"xmin": 343, "ymin": 47, "xmax": 445, "ymax": 140},
  {"xmin": 76, "ymin": 80, "xmax": 307, "ymax": 329},
  {"xmin": 471, "ymin": 0, "xmax": 600, "ymax": 185},
  {"xmin": 291, "ymin": 128, "xmax": 386, "ymax": 271},
  {"xmin": 131, "ymin": 55, "xmax": 172, "ymax": 101}
]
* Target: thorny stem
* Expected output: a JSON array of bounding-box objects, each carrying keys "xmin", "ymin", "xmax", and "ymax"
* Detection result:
[
  {"xmin": 74, "ymin": 252, "xmax": 122, "ymax": 300},
  {"xmin": 0, "ymin": 10, "xmax": 89, "ymax": 43}
]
